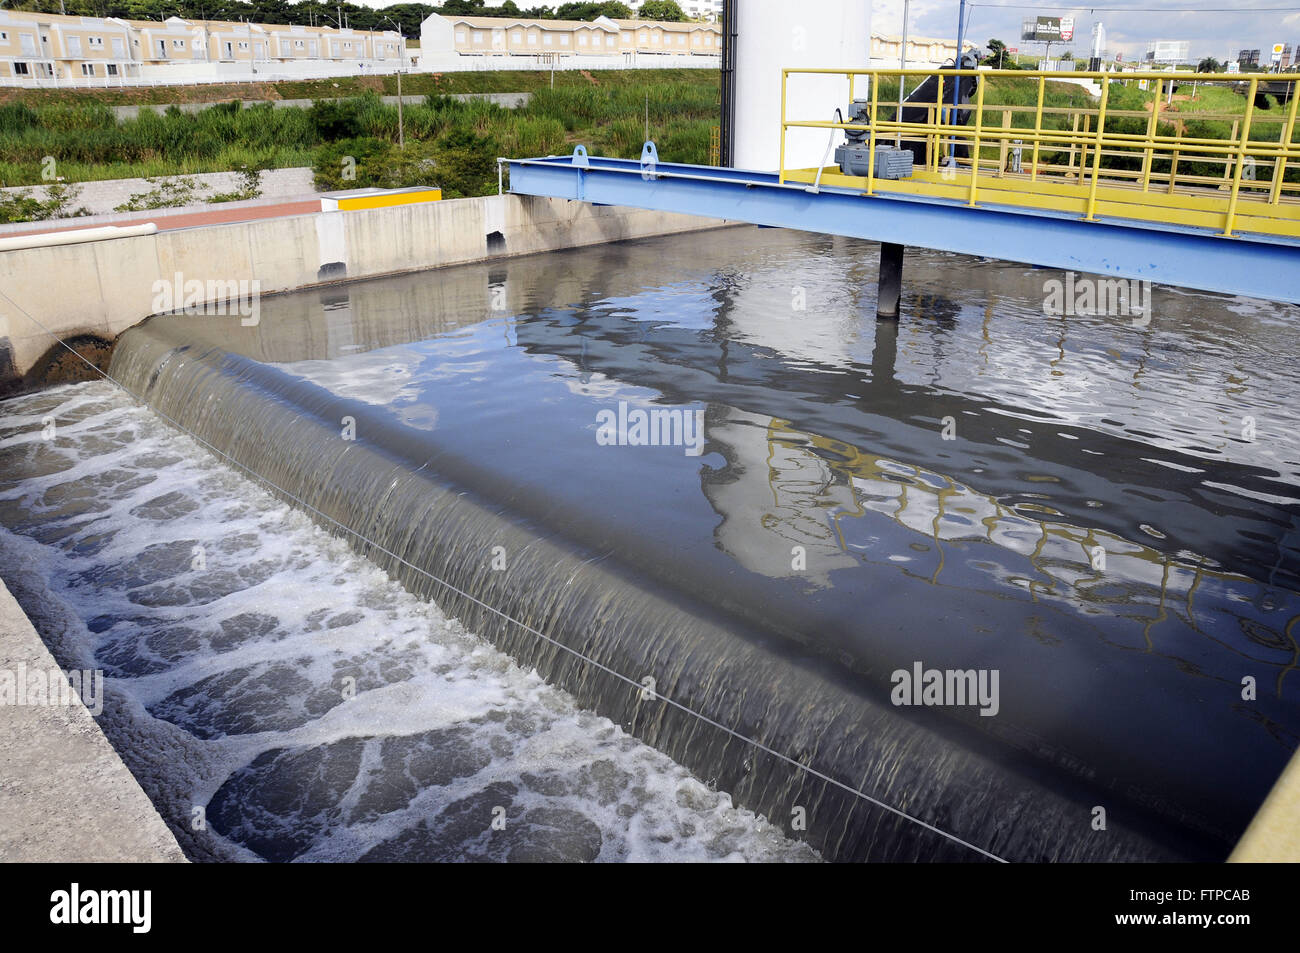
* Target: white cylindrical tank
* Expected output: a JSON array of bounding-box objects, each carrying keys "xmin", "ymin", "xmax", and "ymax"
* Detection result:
[{"xmin": 733, "ymin": 0, "xmax": 872, "ymax": 172}]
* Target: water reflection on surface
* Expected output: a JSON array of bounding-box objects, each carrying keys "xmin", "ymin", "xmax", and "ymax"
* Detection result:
[{"xmin": 109, "ymin": 226, "xmax": 1300, "ymax": 859}]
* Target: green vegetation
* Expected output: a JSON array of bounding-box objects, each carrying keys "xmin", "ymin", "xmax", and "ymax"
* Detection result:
[
  {"xmin": 0, "ymin": 182, "xmax": 89, "ymax": 224},
  {"xmin": 0, "ymin": 67, "xmax": 714, "ymax": 108},
  {"xmin": 0, "ymin": 73, "xmax": 718, "ymax": 211},
  {"xmin": 2, "ymin": 69, "xmax": 1292, "ymax": 222}
]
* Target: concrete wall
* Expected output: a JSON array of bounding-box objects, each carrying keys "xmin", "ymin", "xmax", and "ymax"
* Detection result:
[
  {"xmin": 0, "ymin": 167, "xmax": 316, "ymax": 218},
  {"xmin": 0, "ymin": 194, "xmax": 729, "ymax": 387},
  {"xmin": 106, "ymin": 91, "xmax": 532, "ymax": 121},
  {"xmin": 0, "ymin": 578, "xmax": 186, "ymax": 861}
]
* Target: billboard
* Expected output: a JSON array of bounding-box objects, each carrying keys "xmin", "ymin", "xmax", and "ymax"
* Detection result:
[
  {"xmin": 1239, "ymin": 48, "xmax": 1260, "ymax": 65},
  {"xmin": 1147, "ymin": 40, "xmax": 1189, "ymax": 63},
  {"xmin": 1022, "ymin": 16, "xmax": 1074, "ymax": 42},
  {"xmin": 1271, "ymin": 42, "xmax": 1285, "ymax": 64}
]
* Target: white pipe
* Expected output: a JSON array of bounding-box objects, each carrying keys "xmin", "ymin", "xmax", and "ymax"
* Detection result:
[{"xmin": 0, "ymin": 223, "xmax": 158, "ymax": 253}]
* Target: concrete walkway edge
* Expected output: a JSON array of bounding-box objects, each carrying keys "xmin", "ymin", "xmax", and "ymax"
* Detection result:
[{"xmin": 0, "ymin": 579, "xmax": 186, "ymax": 862}]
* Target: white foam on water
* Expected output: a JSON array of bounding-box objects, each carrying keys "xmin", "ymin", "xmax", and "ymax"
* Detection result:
[{"xmin": 0, "ymin": 382, "xmax": 818, "ymax": 863}]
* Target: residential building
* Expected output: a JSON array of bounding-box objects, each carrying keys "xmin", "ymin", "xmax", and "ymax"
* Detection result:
[
  {"xmin": 0, "ymin": 9, "xmax": 405, "ymax": 84},
  {"xmin": 870, "ymin": 33, "xmax": 979, "ymax": 69},
  {"xmin": 419, "ymin": 13, "xmax": 721, "ymax": 64}
]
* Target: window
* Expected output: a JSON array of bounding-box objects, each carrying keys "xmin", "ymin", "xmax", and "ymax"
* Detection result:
[
  {"xmin": 238, "ymin": 41, "xmax": 248, "ymax": 50},
  {"xmin": 543, "ymin": 34, "xmax": 552, "ymax": 46},
  {"xmin": 20, "ymin": 33, "xmax": 36, "ymax": 55},
  {"xmin": 173, "ymin": 39, "xmax": 185, "ymax": 49},
  {"xmin": 622, "ymin": 32, "xmax": 631, "ymax": 42},
  {"xmin": 578, "ymin": 34, "xmax": 587, "ymax": 46},
  {"xmin": 67, "ymin": 36, "xmax": 82, "ymax": 56},
  {"xmin": 512, "ymin": 31, "xmax": 521, "ymax": 42},
  {"xmin": 13, "ymin": 62, "xmax": 29, "ymax": 75},
  {"xmin": 560, "ymin": 35, "xmax": 569, "ymax": 46},
  {"xmin": 294, "ymin": 39, "xmax": 304, "ymax": 49},
  {"xmin": 111, "ymin": 37, "xmax": 124, "ymax": 56},
  {"xmin": 89, "ymin": 36, "xmax": 103, "ymax": 48},
  {"xmin": 107, "ymin": 63, "xmax": 117, "ymax": 75},
  {"xmin": 0, "ymin": 32, "xmax": 7, "ymax": 41},
  {"xmin": 456, "ymin": 31, "xmax": 466, "ymax": 43},
  {"xmin": 343, "ymin": 42, "xmax": 351, "ymax": 51},
  {"xmin": 678, "ymin": 35, "xmax": 686, "ymax": 46},
  {"xmin": 81, "ymin": 63, "xmax": 95, "ymax": 75},
  {"xmin": 528, "ymin": 33, "xmax": 537, "ymax": 45},
  {"xmin": 473, "ymin": 32, "xmax": 483, "ymax": 45}
]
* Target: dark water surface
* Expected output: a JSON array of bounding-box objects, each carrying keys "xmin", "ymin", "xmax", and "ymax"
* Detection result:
[{"xmin": 3, "ymin": 226, "xmax": 1297, "ymax": 862}]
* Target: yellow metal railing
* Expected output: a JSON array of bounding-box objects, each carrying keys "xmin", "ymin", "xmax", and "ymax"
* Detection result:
[{"xmin": 779, "ymin": 67, "xmax": 1300, "ymax": 239}]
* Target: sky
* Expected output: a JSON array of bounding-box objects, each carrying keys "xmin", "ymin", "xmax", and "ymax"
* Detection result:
[{"xmin": 870, "ymin": 0, "xmax": 1300, "ymax": 63}]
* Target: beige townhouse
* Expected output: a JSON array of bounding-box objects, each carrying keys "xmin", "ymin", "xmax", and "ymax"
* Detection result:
[
  {"xmin": 0, "ymin": 9, "xmax": 405, "ymax": 83},
  {"xmin": 423, "ymin": 13, "xmax": 720, "ymax": 61}
]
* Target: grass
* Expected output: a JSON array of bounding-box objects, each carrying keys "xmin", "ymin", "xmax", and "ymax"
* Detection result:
[
  {"xmin": 0, "ymin": 68, "xmax": 719, "ymax": 108},
  {"xmin": 1, "ymin": 69, "xmax": 1292, "ymax": 210},
  {"xmin": 0, "ymin": 75, "xmax": 720, "ymax": 194}
]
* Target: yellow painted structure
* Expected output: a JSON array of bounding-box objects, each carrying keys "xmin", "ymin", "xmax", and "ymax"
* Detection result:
[
  {"xmin": 780, "ymin": 68, "xmax": 1300, "ymax": 240},
  {"xmin": 323, "ymin": 188, "xmax": 443, "ymax": 212}
]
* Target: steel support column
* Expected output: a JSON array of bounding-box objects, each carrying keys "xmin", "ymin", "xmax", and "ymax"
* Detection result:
[{"xmin": 878, "ymin": 242, "xmax": 904, "ymax": 318}]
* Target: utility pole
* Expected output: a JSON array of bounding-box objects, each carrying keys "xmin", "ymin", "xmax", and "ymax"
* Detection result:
[
  {"xmin": 950, "ymin": 0, "xmax": 968, "ymax": 162},
  {"xmin": 384, "ymin": 16, "xmax": 404, "ymax": 149},
  {"xmin": 896, "ymin": 0, "xmax": 909, "ymax": 148}
]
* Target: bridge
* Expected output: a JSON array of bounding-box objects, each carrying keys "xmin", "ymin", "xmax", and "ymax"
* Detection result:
[{"xmin": 506, "ymin": 68, "xmax": 1300, "ymax": 314}]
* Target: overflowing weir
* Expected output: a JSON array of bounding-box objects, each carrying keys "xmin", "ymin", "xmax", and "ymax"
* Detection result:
[{"xmin": 71, "ymin": 227, "xmax": 1300, "ymax": 861}]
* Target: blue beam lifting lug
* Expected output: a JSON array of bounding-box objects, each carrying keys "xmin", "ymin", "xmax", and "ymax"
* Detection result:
[{"xmin": 640, "ymin": 141, "xmax": 659, "ymax": 181}]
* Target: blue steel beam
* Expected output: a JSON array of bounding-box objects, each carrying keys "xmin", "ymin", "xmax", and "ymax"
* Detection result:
[{"xmin": 507, "ymin": 150, "xmax": 1300, "ymax": 305}]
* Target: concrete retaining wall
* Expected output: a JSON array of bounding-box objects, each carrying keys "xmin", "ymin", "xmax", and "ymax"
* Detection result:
[
  {"xmin": 108, "ymin": 91, "xmax": 532, "ymax": 121},
  {"xmin": 0, "ymin": 194, "xmax": 728, "ymax": 388},
  {"xmin": 0, "ymin": 167, "xmax": 316, "ymax": 218}
]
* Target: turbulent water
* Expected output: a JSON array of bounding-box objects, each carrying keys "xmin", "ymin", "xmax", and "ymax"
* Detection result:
[
  {"xmin": 0, "ymin": 386, "xmax": 814, "ymax": 862},
  {"xmin": 2, "ymin": 226, "xmax": 1298, "ymax": 863}
]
